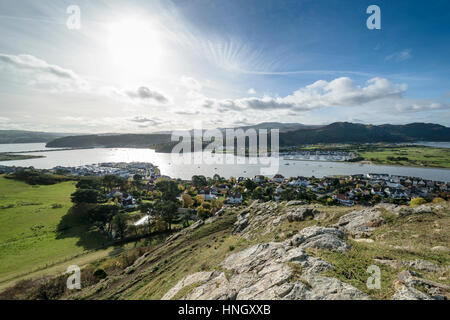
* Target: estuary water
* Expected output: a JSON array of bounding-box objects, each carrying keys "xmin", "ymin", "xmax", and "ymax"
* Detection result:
[{"xmin": 1, "ymin": 143, "xmax": 449, "ymax": 182}]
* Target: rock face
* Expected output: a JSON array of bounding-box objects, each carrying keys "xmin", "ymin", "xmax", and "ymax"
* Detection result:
[
  {"xmin": 162, "ymin": 227, "xmax": 369, "ymax": 300},
  {"xmin": 392, "ymin": 270, "xmax": 450, "ymax": 300},
  {"xmin": 232, "ymin": 201, "xmax": 325, "ymax": 239},
  {"xmin": 334, "ymin": 208, "xmax": 382, "ymax": 238}
]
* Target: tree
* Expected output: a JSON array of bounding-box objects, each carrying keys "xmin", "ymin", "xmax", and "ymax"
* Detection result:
[
  {"xmin": 182, "ymin": 193, "xmax": 194, "ymax": 208},
  {"xmin": 88, "ymin": 204, "xmax": 118, "ymax": 234},
  {"xmin": 154, "ymin": 200, "xmax": 179, "ymax": 231},
  {"xmin": 192, "ymin": 175, "xmax": 207, "ymax": 189},
  {"xmin": 243, "ymin": 178, "xmax": 256, "ymax": 191},
  {"xmin": 76, "ymin": 178, "xmax": 101, "ymax": 190},
  {"xmin": 112, "ymin": 213, "xmax": 128, "ymax": 239},
  {"xmin": 139, "ymin": 202, "xmax": 154, "ymax": 213},
  {"xmin": 155, "ymin": 179, "xmax": 180, "ymax": 201},
  {"xmin": 252, "ymin": 186, "xmax": 264, "ymax": 200},
  {"xmin": 197, "ymin": 206, "xmax": 210, "ymax": 220},
  {"xmin": 71, "ymin": 189, "xmax": 101, "ymax": 204}
]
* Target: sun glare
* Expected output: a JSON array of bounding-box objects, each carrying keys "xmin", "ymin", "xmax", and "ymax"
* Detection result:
[{"xmin": 107, "ymin": 19, "xmax": 163, "ymax": 75}]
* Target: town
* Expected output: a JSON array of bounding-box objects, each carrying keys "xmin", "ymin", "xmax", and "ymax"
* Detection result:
[{"xmin": 1, "ymin": 162, "xmax": 448, "ymax": 212}]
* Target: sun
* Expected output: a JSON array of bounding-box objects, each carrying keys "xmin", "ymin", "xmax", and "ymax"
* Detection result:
[{"xmin": 107, "ymin": 19, "xmax": 163, "ymax": 74}]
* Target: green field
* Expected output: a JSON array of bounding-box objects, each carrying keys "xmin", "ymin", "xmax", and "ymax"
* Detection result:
[
  {"xmin": 358, "ymin": 146, "xmax": 450, "ymax": 168},
  {"xmin": 0, "ymin": 176, "xmax": 109, "ymax": 285}
]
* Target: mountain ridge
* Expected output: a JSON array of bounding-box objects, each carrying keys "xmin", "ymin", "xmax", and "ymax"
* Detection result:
[{"xmin": 44, "ymin": 122, "xmax": 450, "ymax": 149}]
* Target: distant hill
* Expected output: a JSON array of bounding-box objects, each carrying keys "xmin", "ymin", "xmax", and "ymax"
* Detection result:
[
  {"xmin": 46, "ymin": 133, "xmax": 172, "ymax": 148},
  {"xmin": 0, "ymin": 130, "xmax": 75, "ymax": 144},
  {"xmin": 279, "ymin": 122, "xmax": 450, "ymax": 145},
  {"xmin": 226, "ymin": 122, "xmax": 321, "ymax": 132},
  {"xmin": 45, "ymin": 122, "xmax": 450, "ymax": 149}
]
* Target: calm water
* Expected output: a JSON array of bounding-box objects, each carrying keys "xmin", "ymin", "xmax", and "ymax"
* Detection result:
[
  {"xmin": 1, "ymin": 143, "xmax": 450, "ymax": 182},
  {"xmin": 413, "ymin": 141, "xmax": 450, "ymax": 148},
  {"xmin": 0, "ymin": 143, "xmax": 58, "ymax": 152}
]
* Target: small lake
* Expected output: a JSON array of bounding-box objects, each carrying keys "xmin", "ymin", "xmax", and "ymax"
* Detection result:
[{"xmin": 1, "ymin": 143, "xmax": 449, "ymax": 182}]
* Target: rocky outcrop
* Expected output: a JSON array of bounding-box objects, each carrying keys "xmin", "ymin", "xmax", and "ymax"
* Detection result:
[
  {"xmin": 374, "ymin": 258, "xmax": 445, "ymax": 273},
  {"xmin": 162, "ymin": 226, "xmax": 368, "ymax": 300},
  {"xmin": 392, "ymin": 270, "xmax": 450, "ymax": 300},
  {"xmin": 232, "ymin": 201, "xmax": 325, "ymax": 239},
  {"xmin": 287, "ymin": 226, "xmax": 350, "ymax": 253},
  {"xmin": 334, "ymin": 208, "xmax": 381, "ymax": 238}
]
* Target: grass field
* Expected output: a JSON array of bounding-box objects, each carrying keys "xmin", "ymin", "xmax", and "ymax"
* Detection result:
[
  {"xmin": 0, "ymin": 176, "xmax": 109, "ymax": 285},
  {"xmin": 358, "ymin": 146, "xmax": 450, "ymax": 168}
]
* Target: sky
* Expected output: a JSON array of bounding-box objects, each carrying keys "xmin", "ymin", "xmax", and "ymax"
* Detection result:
[{"xmin": 0, "ymin": 0, "xmax": 449, "ymax": 133}]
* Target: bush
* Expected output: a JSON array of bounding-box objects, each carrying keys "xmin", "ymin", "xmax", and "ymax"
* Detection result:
[
  {"xmin": 6, "ymin": 169, "xmax": 69, "ymax": 185},
  {"xmin": 410, "ymin": 197, "xmax": 427, "ymax": 207},
  {"xmin": 432, "ymin": 197, "xmax": 446, "ymax": 203},
  {"xmin": 93, "ymin": 268, "xmax": 107, "ymax": 279}
]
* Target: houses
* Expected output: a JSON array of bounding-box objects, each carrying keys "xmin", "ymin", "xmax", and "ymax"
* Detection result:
[
  {"xmin": 253, "ymin": 175, "xmax": 265, "ymax": 183},
  {"xmin": 198, "ymin": 187, "xmax": 217, "ymax": 201},
  {"xmin": 121, "ymin": 194, "xmax": 136, "ymax": 209},
  {"xmin": 333, "ymin": 194, "xmax": 354, "ymax": 206},
  {"xmin": 271, "ymin": 174, "xmax": 285, "ymax": 183},
  {"xmin": 227, "ymin": 193, "xmax": 243, "ymax": 204},
  {"xmin": 289, "ymin": 177, "xmax": 310, "ymax": 187}
]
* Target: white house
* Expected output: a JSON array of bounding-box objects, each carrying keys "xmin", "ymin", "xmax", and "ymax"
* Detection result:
[
  {"xmin": 272, "ymin": 174, "xmax": 285, "ymax": 183},
  {"xmin": 227, "ymin": 193, "xmax": 243, "ymax": 204}
]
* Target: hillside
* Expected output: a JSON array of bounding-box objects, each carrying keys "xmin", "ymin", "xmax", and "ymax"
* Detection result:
[
  {"xmin": 45, "ymin": 122, "xmax": 450, "ymax": 149},
  {"xmin": 279, "ymin": 122, "xmax": 450, "ymax": 145},
  {"xmin": 21, "ymin": 200, "xmax": 445, "ymax": 300},
  {"xmin": 0, "ymin": 130, "xmax": 75, "ymax": 144},
  {"xmin": 46, "ymin": 133, "xmax": 172, "ymax": 148}
]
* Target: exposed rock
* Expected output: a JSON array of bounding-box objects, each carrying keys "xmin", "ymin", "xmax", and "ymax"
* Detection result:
[
  {"xmin": 288, "ymin": 226, "xmax": 350, "ymax": 253},
  {"xmin": 431, "ymin": 246, "xmax": 449, "ymax": 253},
  {"xmin": 335, "ymin": 208, "xmax": 381, "ymax": 238},
  {"xmin": 162, "ymin": 271, "xmax": 221, "ymax": 300},
  {"xmin": 353, "ymin": 238, "xmax": 374, "ymax": 243},
  {"xmin": 392, "ymin": 270, "xmax": 450, "ymax": 300},
  {"xmin": 162, "ymin": 228, "xmax": 368, "ymax": 300},
  {"xmin": 286, "ymin": 207, "xmax": 317, "ymax": 222},
  {"xmin": 286, "ymin": 200, "xmax": 306, "ymax": 206},
  {"xmin": 392, "ymin": 283, "xmax": 432, "ymax": 300},
  {"xmin": 401, "ymin": 259, "xmax": 443, "ymax": 273}
]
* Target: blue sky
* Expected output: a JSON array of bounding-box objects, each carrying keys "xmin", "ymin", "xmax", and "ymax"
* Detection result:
[{"xmin": 0, "ymin": 0, "xmax": 449, "ymax": 132}]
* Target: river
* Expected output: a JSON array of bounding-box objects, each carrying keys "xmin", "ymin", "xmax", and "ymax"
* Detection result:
[{"xmin": 1, "ymin": 143, "xmax": 449, "ymax": 182}]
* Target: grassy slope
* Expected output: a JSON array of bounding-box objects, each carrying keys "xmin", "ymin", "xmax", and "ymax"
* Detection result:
[
  {"xmin": 0, "ymin": 176, "xmax": 108, "ymax": 284},
  {"xmin": 71, "ymin": 202, "xmax": 449, "ymax": 300},
  {"xmin": 359, "ymin": 146, "xmax": 450, "ymax": 168}
]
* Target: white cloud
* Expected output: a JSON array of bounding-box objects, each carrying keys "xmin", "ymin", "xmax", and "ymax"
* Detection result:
[
  {"xmin": 0, "ymin": 53, "xmax": 88, "ymax": 91},
  {"xmin": 247, "ymin": 88, "xmax": 256, "ymax": 94},
  {"xmin": 204, "ymin": 77, "xmax": 407, "ymax": 112},
  {"xmin": 125, "ymin": 86, "xmax": 169, "ymax": 103},
  {"xmin": 385, "ymin": 49, "xmax": 412, "ymax": 62}
]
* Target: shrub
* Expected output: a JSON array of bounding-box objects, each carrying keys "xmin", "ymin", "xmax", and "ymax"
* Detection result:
[
  {"xmin": 432, "ymin": 197, "xmax": 446, "ymax": 203},
  {"xmin": 93, "ymin": 268, "xmax": 107, "ymax": 279},
  {"xmin": 410, "ymin": 197, "xmax": 427, "ymax": 207}
]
